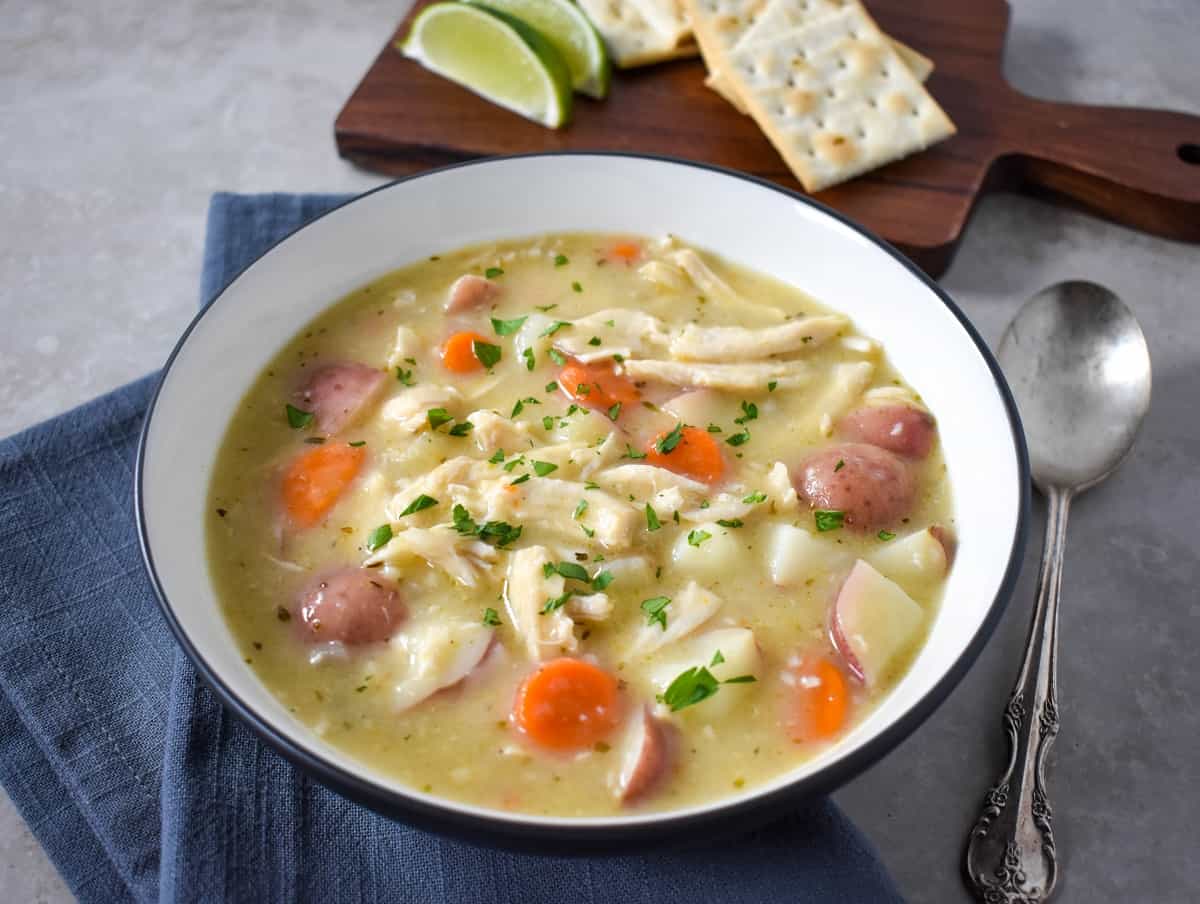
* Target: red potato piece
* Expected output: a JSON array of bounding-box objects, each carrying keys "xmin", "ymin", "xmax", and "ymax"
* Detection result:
[
  {"xmin": 294, "ymin": 569, "xmax": 405, "ymax": 645},
  {"xmin": 614, "ymin": 706, "xmax": 676, "ymax": 805},
  {"xmin": 294, "ymin": 362, "xmax": 386, "ymax": 435},
  {"xmin": 444, "ymin": 274, "xmax": 500, "ymax": 313},
  {"xmin": 830, "ymin": 560, "xmax": 924, "ymax": 686},
  {"xmin": 796, "ymin": 443, "xmax": 915, "ymax": 531},
  {"xmin": 929, "ymin": 525, "xmax": 957, "ymax": 567},
  {"xmin": 838, "ymin": 405, "xmax": 937, "ymax": 459}
]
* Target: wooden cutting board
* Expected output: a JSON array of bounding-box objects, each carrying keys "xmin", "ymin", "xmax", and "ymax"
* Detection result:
[{"xmin": 334, "ymin": 0, "xmax": 1200, "ymax": 276}]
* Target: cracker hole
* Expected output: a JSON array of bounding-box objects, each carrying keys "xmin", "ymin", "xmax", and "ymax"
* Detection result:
[{"xmin": 1178, "ymin": 143, "xmax": 1200, "ymax": 165}]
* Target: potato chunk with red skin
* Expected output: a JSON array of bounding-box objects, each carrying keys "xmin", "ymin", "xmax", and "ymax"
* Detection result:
[
  {"xmin": 796, "ymin": 443, "xmax": 915, "ymax": 531},
  {"xmin": 444, "ymin": 274, "xmax": 500, "ymax": 313},
  {"xmin": 614, "ymin": 706, "xmax": 676, "ymax": 804},
  {"xmin": 293, "ymin": 362, "xmax": 386, "ymax": 435},
  {"xmin": 294, "ymin": 569, "xmax": 404, "ymax": 645},
  {"xmin": 838, "ymin": 404, "xmax": 937, "ymax": 459}
]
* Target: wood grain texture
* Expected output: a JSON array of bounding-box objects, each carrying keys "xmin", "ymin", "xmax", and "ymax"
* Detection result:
[{"xmin": 334, "ymin": 0, "xmax": 1200, "ymax": 276}]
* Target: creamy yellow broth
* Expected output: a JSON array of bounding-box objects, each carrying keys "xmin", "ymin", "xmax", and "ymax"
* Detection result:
[{"xmin": 208, "ymin": 233, "xmax": 952, "ymax": 816}]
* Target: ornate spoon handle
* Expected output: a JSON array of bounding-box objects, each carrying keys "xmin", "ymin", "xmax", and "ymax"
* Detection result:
[{"xmin": 965, "ymin": 487, "xmax": 1070, "ymax": 903}]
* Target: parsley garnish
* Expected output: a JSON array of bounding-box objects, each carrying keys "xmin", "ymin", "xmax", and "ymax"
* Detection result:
[
  {"xmin": 472, "ymin": 340, "xmax": 502, "ymax": 369},
  {"xmin": 545, "ymin": 381, "xmax": 558, "ymax": 393},
  {"xmin": 452, "ymin": 503, "xmax": 522, "ymax": 547},
  {"xmin": 484, "ymin": 266, "xmax": 504, "ymax": 279},
  {"xmin": 710, "ymin": 650, "xmax": 725, "ymax": 666},
  {"xmin": 725, "ymin": 429, "xmax": 751, "ymax": 447},
  {"xmin": 511, "ymin": 396, "xmax": 540, "ymax": 417},
  {"xmin": 767, "ymin": 381, "xmax": 778, "ymax": 392},
  {"xmin": 877, "ymin": 529, "xmax": 896, "ymax": 541},
  {"xmin": 522, "ymin": 347, "xmax": 535, "ymax": 371},
  {"xmin": 482, "ymin": 607, "xmax": 502, "ymax": 627},
  {"xmin": 285, "ymin": 403, "xmax": 313, "ymax": 429},
  {"xmin": 587, "ymin": 336, "xmax": 601, "ymax": 346},
  {"xmin": 348, "ymin": 440, "xmax": 367, "ymax": 447},
  {"xmin": 742, "ymin": 491, "xmax": 767, "ymax": 504},
  {"xmin": 834, "ymin": 459, "xmax": 845, "ymax": 472},
  {"xmin": 488, "ymin": 449, "xmax": 506, "ymax": 464},
  {"xmin": 542, "ymin": 415, "xmax": 555, "ymax": 430},
  {"xmin": 641, "ymin": 595, "xmax": 671, "ymax": 630},
  {"xmin": 447, "ymin": 421, "xmax": 473, "ymax": 437},
  {"xmin": 659, "ymin": 666, "xmax": 757, "ymax": 712},
  {"xmin": 656, "ymin": 422, "xmax": 685, "ymax": 454},
  {"xmin": 716, "ymin": 519, "xmax": 744, "ymax": 528},
  {"xmin": 573, "ymin": 499, "xmax": 588, "ymax": 520},
  {"xmin": 580, "ymin": 524, "xmax": 595, "ymax": 538},
  {"xmin": 399, "ymin": 494, "xmax": 438, "ymax": 516},
  {"xmin": 491, "ymin": 315, "xmax": 527, "ymax": 336},
  {"xmin": 814, "ymin": 509, "xmax": 845, "ymax": 532},
  {"xmin": 548, "ymin": 348, "xmax": 566, "ymax": 365},
  {"xmin": 734, "ymin": 401, "xmax": 758, "ymax": 424},
  {"xmin": 623, "ymin": 444, "xmax": 647, "ymax": 460},
  {"xmin": 544, "ymin": 561, "xmax": 589, "ymax": 582},
  {"xmin": 427, "ymin": 408, "xmax": 453, "ymax": 430},
  {"xmin": 554, "ymin": 254, "xmax": 569, "ymax": 267},
  {"xmin": 591, "ymin": 570, "xmax": 613, "ymax": 591},
  {"xmin": 510, "ymin": 473, "xmax": 531, "ymax": 486},
  {"xmin": 687, "ymin": 529, "xmax": 712, "ymax": 547},
  {"xmin": 395, "ymin": 367, "xmax": 415, "ymax": 386},
  {"xmin": 607, "ymin": 402, "xmax": 622, "ymax": 421},
  {"xmin": 532, "ymin": 460, "xmax": 558, "ymax": 477},
  {"xmin": 535, "ymin": 303, "xmax": 558, "ymax": 312},
  {"xmin": 706, "ymin": 423, "xmax": 722, "ymax": 433},
  {"xmin": 571, "ymin": 281, "xmax": 583, "ymax": 293},
  {"xmin": 365, "ymin": 524, "xmax": 393, "ymax": 552},
  {"xmin": 541, "ymin": 591, "xmax": 572, "ymax": 614},
  {"xmin": 540, "ymin": 321, "xmax": 570, "ymax": 338},
  {"xmin": 644, "ymin": 504, "xmax": 662, "ymax": 531}
]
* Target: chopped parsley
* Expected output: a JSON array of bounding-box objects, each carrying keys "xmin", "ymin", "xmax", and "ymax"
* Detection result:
[
  {"xmin": 814, "ymin": 509, "xmax": 845, "ymax": 532},
  {"xmin": 687, "ymin": 529, "xmax": 712, "ymax": 547},
  {"xmin": 472, "ymin": 340, "xmax": 502, "ymax": 369},
  {"xmin": 488, "ymin": 448, "xmax": 506, "ymax": 464},
  {"xmin": 734, "ymin": 401, "xmax": 758, "ymax": 424},
  {"xmin": 877, "ymin": 529, "xmax": 897, "ymax": 541},
  {"xmin": 532, "ymin": 460, "xmax": 558, "ymax": 477},
  {"xmin": 659, "ymin": 665, "xmax": 757, "ymax": 712},
  {"xmin": 348, "ymin": 440, "xmax": 367, "ymax": 447},
  {"xmin": 535, "ymin": 303, "xmax": 558, "ymax": 313},
  {"xmin": 591, "ymin": 570, "xmax": 614, "ymax": 591},
  {"xmin": 285, "ymin": 403, "xmax": 314, "ymax": 429},
  {"xmin": 484, "ymin": 266, "xmax": 504, "ymax": 279},
  {"xmin": 706, "ymin": 423, "xmax": 723, "ymax": 433},
  {"xmin": 540, "ymin": 591, "xmax": 572, "ymax": 615},
  {"xmin": 544, "ymin": 381, "xmax": 559, "ymax": 393},
  {"xmin": 490, "ymin": 315, "xmax": 527, "ymax": 336},
  {"xmin": 522, "ymin": 347, "xmax": 535, "ymax": 371},
  {"xmin": 716, "ymin": 519, "xmax": 744, "ymax": 528},
  {"xmin": 571, "ymin": 281, "xmax": 583, "ymax": 293},
  {"xmin": 544, "ymin": 561, "xmax": 590, "ymax": 582},
  {"xmin": 554, "ymin": 254, "xmax": 569, "ymax": 267},
  {"xmin": 510, "ymin": 473, "xmax": 531, "ymax": 486},
  {"xmin": 623, "ymin": 444, "xmax": 647, "ymax": 460},
  {"xmin": 767, "ymin": 381, "xmax": 778, "ymax": 392},
  {"xmin": 427, "ymin": 407, "xmax": 453, "ymax": 430},
  {"xmin": 511, "ymin": 396, "xmax": 540, "ymax": 417},
  {"xmin": 587, "ymin": 336, "xmax": 602, "ymax": 346},
  {"xmin": 398, "ymin": 494, "xmax": 438, "ymax": 516},
  {"xmin": 452, "ymin": 503, "xmax": 522, "ymax": 547},
  {"xmin": 644, "ymin": 504, "xmax": 662, "ymax": 531},
  {"xmin": 573, "ymin": 499, "xmax": 588, "ymax": 520},
  {"xmin": 502, "ymin": 455, "xmax": 525, "ymax": 472},
  {"xmin": 548, "ymin": 348, "xmax": 567, "ymax": 366},
  {"xmin": 584, "ymin": 480, "xmax": 600, "ymax": 490},
  {"xmin": 641, "ymin": 596, "xmax": 671, "ymax": 630},
  {"xmin": 742, "ymin": 491, "xmax": 767, "ymax": 504},
  {"xmin": 655, "ymin": 422, "xmax": 685, "ymax": 454},
  {"xmin": 365, "ymin": 523, "xmax": 393, "ymax": 552},
  {"xmin": 834, "ymin": 458, "xmax": 845, "ymax": 472},
  {"xmin": 580, "ymin": 524, "xmax": 595, "ymax": 538},
  {"xmin": 395, "ymin": 367, "xmax": 415, "ymax": 386},
  {"xmin": 607, "ymin": 402, "xmax": 622, "ymax": 421},
  {"xmin": 542, "ymin": 415, "xmax": 555, "ymax": 430},
  {"xmin": 482, "ymin": 608, "xmax": 502, "ymax": 627},
  {"xmin": 540, "ymin": 321, "xmax": 570, "ymax": 338},
  {"xmin": 710, "ymin": 650, "xmax": 725, "ymax": 666},
  {"xmin": 725, "ymin": 429, "xmax": 751, "ymax": 447},
  {"xmin": 447, "ymin": 421, "xmax": 473, "ymax": 437}
]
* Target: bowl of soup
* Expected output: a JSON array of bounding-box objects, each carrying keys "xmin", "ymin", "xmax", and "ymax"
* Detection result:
[{"xmin": 138, "ymin": 153, "xmax": 1028, "ymax": 848}]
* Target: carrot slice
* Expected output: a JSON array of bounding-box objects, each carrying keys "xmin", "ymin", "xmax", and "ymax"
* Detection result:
[
  {"xmin": 514, "ymin": 658, "xmax": 622, "ymax": 751},
  {"xmin": 607, "ymin": 241, "xmax": 642, "ymax": 265},
  {"xmin": 786, "ymin": 655, "xmax": 849, "ymax": 743},
  {"xmin": 440, "ymin": 331, "xmax": 490, "ymax": 373},
  {"xmin": 281, "ymin": 443, "xmax": 366, "ymax": 528},
  {"xmin": 644, "ymin": 425, "xmax": 725, "ymax": 483},
  {"xmin": 558, "ymin": 360, "xmax": 640, "ymax": 414}
]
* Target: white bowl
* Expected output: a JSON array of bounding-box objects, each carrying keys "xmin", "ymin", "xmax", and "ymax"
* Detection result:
[{"xmin": 137, "ymin": 154, "xmax": 1029, "ymax": 849}]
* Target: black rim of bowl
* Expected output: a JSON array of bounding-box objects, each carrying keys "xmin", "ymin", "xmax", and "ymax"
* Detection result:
[{"xmin": 135, "ymin": 151, "xmax": 1031, "ymax": 852}]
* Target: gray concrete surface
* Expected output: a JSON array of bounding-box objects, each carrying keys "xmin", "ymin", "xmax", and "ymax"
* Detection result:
[{"xmin": 1, "ymin": 0, "xmax": 1196, "ymax": 901}]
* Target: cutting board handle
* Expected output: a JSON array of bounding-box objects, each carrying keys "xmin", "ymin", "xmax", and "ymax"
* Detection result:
[{"xmin": 1003, "ymin": 94, "xmax": 1200, "ymax": 242}]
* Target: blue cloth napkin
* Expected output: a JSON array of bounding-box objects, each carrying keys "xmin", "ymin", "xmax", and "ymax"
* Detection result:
[{"xmin": 0, "ymin": 192, "xmax": 903, "ymax": 904}]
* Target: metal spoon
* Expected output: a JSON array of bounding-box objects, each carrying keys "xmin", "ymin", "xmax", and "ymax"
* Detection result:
[{"xmin": 964, "ymin": 281, "xmax": 1152, "ymax": 902}]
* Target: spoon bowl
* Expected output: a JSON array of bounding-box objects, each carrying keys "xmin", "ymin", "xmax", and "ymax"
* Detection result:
[{"xmin": 997, "ymin": 281, "xmax": 1152, "ymax": 492}]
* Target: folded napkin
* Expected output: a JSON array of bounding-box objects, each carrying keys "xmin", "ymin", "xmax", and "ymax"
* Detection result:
[{"xmin": 0, "ymin": 192, "xmax": 903, "ymax": 904}]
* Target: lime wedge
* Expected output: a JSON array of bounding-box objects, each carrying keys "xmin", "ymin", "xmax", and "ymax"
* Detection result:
[
  {"xmin": 400, "ymin": 2, "xmax": 573, "ymax": 129},
  {"xmin": 464, "ymin": 0, "xmax": 610, "ymax": 99}
]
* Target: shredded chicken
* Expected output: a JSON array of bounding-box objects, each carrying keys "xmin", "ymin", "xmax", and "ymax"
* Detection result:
[
  {"xmin": 668, "ymin": 249, "xmax": 741, "ymax": 305},
  {"xmin": 553, "ymin": 309, "xmax": 669, "ymax": 363},
  {"xmin": 391, "ymin": 621, "xmax": 495, "ymax": 711},
  {"xmin": 566, "ymin": 593, "xmax": 613, "ymax": 622},
  {"xmin": 680, "ymin": 493, "xmax": 755, "ymax": 523},
  {"xmin": 807, "ymin": 361, "xmax": 875, "ymax": 436},
  {"xmin": 595, "ymin": 463, "xmax": 709, "ymax": 500},
  {"xmin": 467, "ymin": 410, "xmax": 533, "ymax": 454},
  {"xmin": 505, "ymin": 546, "xmax": 577, "ymax": 661},
  {"xmin": 385, "ymin": 325, "xmax": 422, "ymax": 369},
  {"xmin": 380, "ymin": 385, "xmax": 463, "ymax": 433},
  {"xmin": 669, "ymin": 315, "xmax": 849, "ymax": 363},
  {"xmin": 631, "ymin": 582, "xmax": 723, "ymax": 655},
  {"xmin": 763, "ymin": 462, "xmax": 801, "ymax": 515},
  {"xmin": 363, "ymin": 527, "xmax": 498, "ymax": 587},
  {"xmin": 637, "ymin": 260, "xmax": 688, "ymax": 292},
  {"xmin": 619, "ymin": 359, "xmax": 812, "ymax": 391},
  {"xmin": 482, "ymin": 476, "xmax": 639, "ymax": 550}
]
